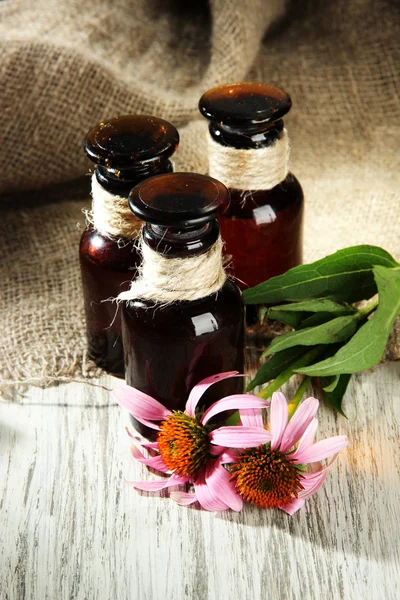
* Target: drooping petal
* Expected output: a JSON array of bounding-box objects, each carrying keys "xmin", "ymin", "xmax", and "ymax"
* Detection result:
[
  {"xmin": 141, "ymin": 442, "xmax": 160, "ymax": 449},
  {"xmin": 209, "ymin": 426, "xmax": 272, "ymax": 448},
  {"xmin": 279, "ymin": 396, "xmax": 319, "ymax": 452},
  {"xmin": 299, "ymin": 471, "xmax": 326, "ymax": 492},
  {"xmin": 208, "ymin": 445, "xmax": 225, "ymax": 457},
  {"xmin": 170, "ymin": 491, "xmax": 198, "ymax": 506},
  {"xmin": 205, "ymin": 460, "xmax": 243, "ymax": 512},
  {"xmin": 194, "ymin": 471, "xmax": 230, "ymax": 511},
  {"xmin": 269, "ymin": 392, "xmax": 289, "ymax": 450},
  {"xmin": 125, "ymin": 428, "xmax": 159, "ymax": 449},
  {"xmin": 185, "ymin": 371, "xmax": 242, "ymax": 416},
  {"xmin": 128, "ymin": 473, "xmax": 189, "ymax": 491},
  {"xmin": 300, "ymin": 454, "xmax": 340, "ymax": 481},
  {"xmin": 298, "ymin": 470, "xmax": 328, "ymax": 499},
  {"xmin": 218, "ymin": 449, "xmax": 240, "ymax": 464},
  {"xmin": 202, "ymin": 395, "xmax": 269, "ymax": 425},
  {"xmin": 113, "ymin": 383, "xmax": 172, "ymax": 421},
  {"xmin": 130, "ymin": 446, "xmax": 169, "ymax": 473},
  {"xmin": 292, "ymin": 435, "xmax": 349, "ymax": 464},
  {"xmin": 239, "ymin": 408, "xmax": 264, "ymax": 429},
  {"xmin": 131, "ymin": 415, "xmax": 161, "ymax": 431},
  {"xmin": 279, "ymin": 497, "xmax": 305, "ymax": 515}
]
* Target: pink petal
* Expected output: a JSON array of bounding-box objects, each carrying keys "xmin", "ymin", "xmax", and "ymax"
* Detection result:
[
  {"xmin": 291, "ymin": 418, "xmax": 319, "ymax": 457},
  {"xmin": 279, "ymin": 498, "xmax": 305, "ymax": 515},
  {"xmin": 125, "ymin": 428, "xmax": 159, "ymax": 449},
  {"xmin": 298, "ymin": 471, "xmax": 328, "ymax": 499},
  {"xmin": 131, "ymin": 415, "xmax": 161, "ymax": 431},
  {"xmin": 270, "ymin": 392, "xmax": 289, "ymax": 450},
  {"xmin": 205, "ymin": 460, "xmax": 243, "ymax": 512},
  {"xmin": 208, "ymin": 445, "xmax": 225, "ymax": 457},
  {"xmin": 202, "ymin": 395, "xmax": 269, "ymax": 425},
  {"xmin": 292, "ymin": 435, "xmax": 349, "ymax": 464},
  {"xmin": 113, "ymin": 383, "xmax": 171, "ymax": 421},
  {"xmin": 240, "ymin": 408, "xmax": 264, "ymax": 429},
  {"xmin": 209, "ymin": 426, "xmax": 272, "ymax": 448},
  {"xmin": 185, "ymin": 371, "xmax": 242, "ymax": 416},
  {"xmin": 300, "ymin": 454, "xmax": 340, "ymax": 481},
  {"xmin": 280, "ymin": 396, "xmax": 319, "ymax": 453},
  {"xmin": 170, "ymin": 491, "xmax": 198, "ymax": 506},
  {"xmin": 218, "ymin": 449, "xmax": 240, "ymax": 464},
  {"xmin": 128, "ymin": 473, "xmax": 189, "ymax": 491},
  {"xmin": 194, "ymin": 470, "xmax": 229, "ymax": 511},
  {"xmin": 130, "ymin": 446, "xmax": 169, "ymax": 473},
  {"xmin": 299, "ymin": 471, "xmax": 327, "ymax": 493}
]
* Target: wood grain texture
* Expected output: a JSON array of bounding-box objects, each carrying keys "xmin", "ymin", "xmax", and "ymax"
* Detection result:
[{"xmin": 1, "ymin": 362, "xmax": 400, "ymax": 600}]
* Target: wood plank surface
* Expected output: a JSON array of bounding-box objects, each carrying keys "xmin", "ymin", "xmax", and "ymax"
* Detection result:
[{"xmin": 1, "ymin": 362, "xmax": 399, "ymax": 600}]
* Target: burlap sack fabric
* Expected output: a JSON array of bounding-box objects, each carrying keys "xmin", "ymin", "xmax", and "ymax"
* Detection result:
[{"xmin": 0, "ymin": 0, "xmax": 399, "ymax": 386}]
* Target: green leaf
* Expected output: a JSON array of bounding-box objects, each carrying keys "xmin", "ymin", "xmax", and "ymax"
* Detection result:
[
  {"xmin": 223, "ymin": 411, "xmax": 241, "ymax": 426},
  {"xmin": 297, "ymin": 266, "xmax": 400, "ymax": 376},
  {"xmin": 262, "ymin": 314, "xmax": 359, "ymax": 357},
  {"xmin": 259, "ymin": 307, "xmax": 268, "ymax": 324},
  {"xmin": 322, "ymin": 374, "xmax": 340, "ymax": 392},
  {"xmin": 269, "ymin": 299, "xmax": 355, "ymax": 314},
  {"xmin": 246, "ymin": 346, "xmax": 307, "ymax": 391},
  {"xmin": 257, "ymin": 346, "xmax": 325, "ymax": 400},
  {"xmin": 243, "ymin": 245, "xmax": 398, "ymax": 305},
  {"xmin": 322, "ymin": 374, "xmax": 352, "ymax": 416},
  {"xmin": 267, "ymin": 309, "xmax": 304, "ymax": 328},
  {"xmin": 297, "ymin": 312, "xmax": 346, "ymax": 330}
]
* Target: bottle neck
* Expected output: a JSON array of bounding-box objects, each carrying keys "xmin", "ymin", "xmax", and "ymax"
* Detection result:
[
  {"xmin": 209, "ymin": 119, "xmax": 284, "ymax": 149},
  {"xmin": 142, "ymin": 220, "xmax": 220, "ymax": 259},
  {"xmin": 95, "ymin": 159, "xmax": 173, "ymax": 195},
  {"xmin": 118, "ymin": 226, "xmax": 226, "ymax": 304}
]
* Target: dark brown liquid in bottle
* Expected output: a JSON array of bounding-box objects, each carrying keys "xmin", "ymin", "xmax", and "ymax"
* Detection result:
[
  {"xmin": 220, "ymin": 174, "xmax": 303, "ymax": 290},
  {"xmin": 80, "ymin": 115, "xmax": 179, "ymax": 376},
  {"xmin": 121, "ymin": 172, "xmax": 245, "ymax": 439},
  {"xmin": 199, "ymin": 83, "xmax": 304, "ymax": 323},
  {"xmin": 79, "ymin": 229, "xmax": 139, "ymax": 377}
]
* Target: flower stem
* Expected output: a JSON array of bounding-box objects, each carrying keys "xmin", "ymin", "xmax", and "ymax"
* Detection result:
[
  {"xmin": 257, "ymin": 346, "xmax": 323, "ymax": 400},
  {"xmin": 287, "ymin": 376, "xmax": 312, "ymax": 419},
  {"xmin": 356, "ymin": 296, "xmax": 379, "ymax": 320}
]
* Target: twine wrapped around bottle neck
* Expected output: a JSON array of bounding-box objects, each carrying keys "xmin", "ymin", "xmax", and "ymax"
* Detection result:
[
  {"xmin": 208, "ymin": 128, "xmax": 290, "ymax": 191},
  {"xmin": 117, "ymin": 236, "xmax": 227, "ymax": 303},
  {"xmin": 86, "ymin": 174, "xmax": 142, "ymax": 239}
]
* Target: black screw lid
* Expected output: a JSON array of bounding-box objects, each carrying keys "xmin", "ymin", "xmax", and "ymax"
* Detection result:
[
  {"xmin": 83, "ymin": 115, "xmax": 179, "ymax": 172},
  {"xmin": 199, "ymin": 82, "xmax": 291, "ymax": 127},
  {"xmin": 128, "ymin": 172, "xmax": 230, "ymax": 228}
]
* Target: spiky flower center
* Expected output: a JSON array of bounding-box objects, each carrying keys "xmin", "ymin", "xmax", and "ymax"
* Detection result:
[
  {"xmin": 230, "ymin": 446, "xmax": 303, "ymax": 509},
  {"xmin": 157, "ymin": 411, "xmax": 210, "ymax": 477}
]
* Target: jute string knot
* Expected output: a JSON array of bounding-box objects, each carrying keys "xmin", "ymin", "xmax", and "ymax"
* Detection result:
[
  {"xmin": 208, "ymin": 128, "xmax": 290, "ymax": 191},
  {"xmin": 118, "ymin": 236, "xmax": 227, "ymax": 303},
  {"xmin": 86, "ymin": 174, "xmax": 142, "ymax": 240}
]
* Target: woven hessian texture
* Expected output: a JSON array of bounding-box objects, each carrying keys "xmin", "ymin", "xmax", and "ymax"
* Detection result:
[{"xmin": 0, "ymin": 0, "xmax": 399, "ymax": 385}]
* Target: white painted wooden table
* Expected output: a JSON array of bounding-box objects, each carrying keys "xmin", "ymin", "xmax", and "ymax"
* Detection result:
[{"xmin": 1, "ymin": 362, "xmax": 399, "ymax": 600}]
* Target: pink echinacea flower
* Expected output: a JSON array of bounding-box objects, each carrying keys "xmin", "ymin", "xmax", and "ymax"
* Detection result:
[
  {"xmin": 113, "ymin": 372, "xmax": 271, "ymax": 512},
  {"xmin": 230, "ymin": 392, "xmax": 349, "ymax": 515}
]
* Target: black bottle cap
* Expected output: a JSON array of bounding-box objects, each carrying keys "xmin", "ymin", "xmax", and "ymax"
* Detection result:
[
  {"xmin": 128, "ymin": 172, "xmax": 230, "ymax": 228},
  {"xmin": 83, "ymin": 115, "xmax": 179, "ymax": 172},
  {"xmin": 199, "ymin": 82, "xmax": 291, "ymax": 127}
]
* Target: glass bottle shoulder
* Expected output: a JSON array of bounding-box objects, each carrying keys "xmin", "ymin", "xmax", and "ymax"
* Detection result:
[
  {"xmin": 122, "ymin": 278, "xmax": 243, "ymax": 336},
  {"xmin": 226, "ymin": 172, "xmax": 303, "ymax": 218},
  {"xmin": 79, "ymin": 226, "xmax": 140, "ymax": 272}
]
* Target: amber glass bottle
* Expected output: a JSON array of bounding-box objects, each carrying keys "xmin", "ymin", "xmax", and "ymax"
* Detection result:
[
  {"xmin": 199, "ymin": 83, "xmax": 304, "ymax": 321},
  {"xmin": 121, "ymin": 172, "xmax": 245, "ymax": 438},
  {"xmin": 80, "ymin": 115, "xmax": 179, "ymax": 377}
]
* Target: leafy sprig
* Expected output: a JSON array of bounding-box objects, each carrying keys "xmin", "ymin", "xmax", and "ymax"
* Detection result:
[{"xmin": 243, "ymin": 245, "xmax": 400, "ymax": 415}]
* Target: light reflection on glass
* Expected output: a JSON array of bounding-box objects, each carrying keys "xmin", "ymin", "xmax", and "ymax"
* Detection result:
[
  {"xmin": 252, "ymin": 204, "xmax": 277, "ymax": 225},
  {"xmin": 192, "ymin": 312, "xmax": 218, "ymax": 336}
]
